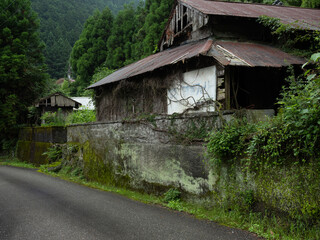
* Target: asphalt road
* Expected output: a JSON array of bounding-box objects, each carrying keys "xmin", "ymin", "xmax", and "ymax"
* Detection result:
[{"xmin": 0, "ymin": 166, "xmax": 260, "ymax": 240}]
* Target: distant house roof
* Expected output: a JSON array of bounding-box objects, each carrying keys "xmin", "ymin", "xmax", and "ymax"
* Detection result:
[
  {"xmin": 71, "ymin": 97, "xmax": 95, "ymax": 110},
  {"xmin": 35, "ymin": 92, "xmax": 82, "ymax": 109},
  {"xmin": 179, "ymin": 0, "xmax": 320, "ymax": 31},
  {"xmin": 88, "ymin": 39, "xmax": 305, "ymax": 89}
]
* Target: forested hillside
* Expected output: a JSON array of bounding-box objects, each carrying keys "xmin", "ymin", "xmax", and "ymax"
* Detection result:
[{"xmin": 31, "ymin": 0, "xmax": 140, "ymax": 79}]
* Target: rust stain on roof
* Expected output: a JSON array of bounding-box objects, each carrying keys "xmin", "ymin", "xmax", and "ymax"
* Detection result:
[
  {"xmin": 214, "ymin": 41, "xmax": 305, "ymax": 67},
  {"xmin": 88, "ymin": 39, "xmax": 213, "ymax": 89},
  {"xmin": 180, "ymin": 0, "xmax": 320, "ymax": 30},
  {"xmin": 88, "ymin": 39, "xmax": 305, "ymax": 89}
]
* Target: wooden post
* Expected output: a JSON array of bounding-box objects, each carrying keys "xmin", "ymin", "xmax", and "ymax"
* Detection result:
[{"xmin": 225, "ymin": 67, "xmax": 231, "ymax": 110}]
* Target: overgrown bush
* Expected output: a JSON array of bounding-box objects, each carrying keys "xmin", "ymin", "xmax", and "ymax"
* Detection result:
[
  {"xmin": 208, "ymin": 53, "xmax": 320, "ymax": 166},
  {"xmin": 247, "ymin": 54, "xmax": 320, "ymax": 166},
  {"xmin": 40, "ymin": 107, "xmax": 96, "ymax": 126},
  {"xmin": 206, "ymin": 118, "xmax": 256, "ymax": 165},
  {"xmin": 42, "ymin": 144, "xmax": 63, "ymax": 163},
  {"xmin": 40, "ymin": 109, "xmax": 65, "ymax": 126},
  {"xmin": 163, "ymin": 188, "xmax": 181, "ymax": 203},
  {"xmin": 66, "ymin": 108, "xmax": 96, "ymax": 125}
]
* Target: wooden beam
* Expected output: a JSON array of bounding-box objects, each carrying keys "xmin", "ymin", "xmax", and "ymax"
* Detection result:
[{"xmin": 225, "ymin": 67, "xmax": 231, "ymax": 110}]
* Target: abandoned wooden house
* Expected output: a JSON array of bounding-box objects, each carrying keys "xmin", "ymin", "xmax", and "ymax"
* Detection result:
[
  {"xmin": 35, "ymin": 92, "xmax": 82, "ymax": 118},
  {"xmin": 88, "ymin": 0, "xmax": 320, "ymax": 122}
]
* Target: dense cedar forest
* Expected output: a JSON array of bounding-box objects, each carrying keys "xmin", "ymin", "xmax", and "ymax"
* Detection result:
[{"xmin": 30, "ymin": 0, "xmax": 140, "ymax": 79}]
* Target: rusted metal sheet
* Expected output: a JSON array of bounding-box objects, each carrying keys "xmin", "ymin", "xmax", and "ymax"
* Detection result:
[
  {"xmin": 214, "ymin": 41, "xmax": 305, "ymax": 67},
  {"xmin": 89, "ymin": 39, "xmax": 306, "ymax": 89},
  {"xmin": 180, "ymin": 0, "xmax": 320, "ymax": 31},
  {"xmin": 88, "ymin": 39, "xmax": 213, "ymax": 89}
]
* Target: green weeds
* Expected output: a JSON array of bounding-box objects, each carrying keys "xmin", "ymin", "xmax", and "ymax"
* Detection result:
[{"xmin": 0, "ymin": 156, "xmax": 37, "ymax": 169}]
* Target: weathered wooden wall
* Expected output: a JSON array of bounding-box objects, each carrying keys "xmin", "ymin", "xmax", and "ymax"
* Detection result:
[
  {"xmin": 95, "ymin": 75, "xmax": 170, "ymax": 122},
  {"xmin": 160, "ymin": 2, "xmax": 210, "ymax": 50}
]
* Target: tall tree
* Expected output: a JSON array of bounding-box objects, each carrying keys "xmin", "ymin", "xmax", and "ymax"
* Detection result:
[
  {"xmin": 0, "ymin": 0, "xmax": 47, "ymax": 151},
  {"xmin": 70, "ymin": 7, "xmax": 114, "ymax": 96},
  {"xmin": 139, "ymin": 0, "xmax": 174, "ymax": 55},
  {"xmin": 67, "ymin": 0, "xmax": 175, "ymax": 96},
  {"xmin": 105, "ymin": 4, "xmax": 138, "ymax": 69}
]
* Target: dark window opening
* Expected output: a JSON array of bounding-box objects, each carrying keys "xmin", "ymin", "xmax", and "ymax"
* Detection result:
[
  {"xmin": 183, "ymin": 14, "xmax": 188, "ymax": 29},
  {"xmin": 182, "ymin": 6, "xmax": 188, "ymax": 29},
  {"xmin": 229, "ymin": 67, "xmax": 287, "ymax": 110}
]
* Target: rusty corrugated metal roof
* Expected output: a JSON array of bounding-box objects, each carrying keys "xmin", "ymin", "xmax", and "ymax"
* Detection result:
[
  {"xmin": 88, "ymin": 39, "xmax": 305, "ymax": 89},
  {"xmin": 213, "ymin": 41, "xmax": 305, "ymax": 67},
  {"xmin": 180, "ymin": 0, "xmax": 320, "ymax": 30},
  {"xmin": 88, "ymin": 39, "xmax": 213, "ymax": 89}
]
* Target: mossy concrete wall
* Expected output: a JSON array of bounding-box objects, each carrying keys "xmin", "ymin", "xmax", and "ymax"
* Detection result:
[
  {"xmin": 66, "ymin": 110, "xmax": 275, "ymax": 195},
  {"xmin": 17, "ymin": 127, "xmax": 67, "ymax": 165},
  {"xmin": 67, "ymin": 114, "xmax": 222, "ymax": 195}
]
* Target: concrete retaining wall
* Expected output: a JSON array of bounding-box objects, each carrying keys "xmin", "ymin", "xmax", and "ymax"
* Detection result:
[
  {"xmin": 16, "ymin": 127, "xmax": 67, "ymax": 165},
  {"xmin": 67, "ymin": 114, "xmax": 221, "ymax": 194}
]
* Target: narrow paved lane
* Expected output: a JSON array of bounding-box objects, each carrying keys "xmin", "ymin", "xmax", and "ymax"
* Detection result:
[{"xmin": 0, "ymin": 166, "xmax": 259, "ymax": 240}]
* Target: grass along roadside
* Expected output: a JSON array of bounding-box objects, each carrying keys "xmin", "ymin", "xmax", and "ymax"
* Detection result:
[
  {"xmin": 1, "ymin": 157, "xmax": 319, "ymax": 239},
  {"xmin": 0, "ymin": 156, "xmax": 37, "ymax": 169}
]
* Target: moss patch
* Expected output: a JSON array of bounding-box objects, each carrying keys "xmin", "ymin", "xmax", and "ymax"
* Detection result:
[
  {"xmin": 63, "ymin": 141, "xmax": 131, "ymax": 188},
  {"xmin": 16, "ymin": 140, "xmax": 51, "ymax": 166}
]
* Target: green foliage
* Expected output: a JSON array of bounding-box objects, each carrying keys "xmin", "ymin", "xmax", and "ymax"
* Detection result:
[
  {"xmin": 166, "ymin": 199, "xmax": 184, "ymax": 211},
  {"xmin": 92, "ymin": 67, "xmax": 115, "ymax": 84},
  {"xmin": 105, "ymin": 4, "xmax": 139, "ymax": 69},
  {"xmin": 68, "ymin": 0, "xmax": 174, "ymax": 95},
  {"xmin": 133, "ymin": 0, "xmax": 174, "ymax": 57},
  {"xmin": 40, "ymin": 109, "xmax": 65, "ymax": 126},
  {"xmin": 258, "ymin": 16, "xmax": 320, "ymax": 56},
  {"xmin": 206, "ymin": 54, "xmax": 320, "ymax": 228},
  {"xmin": 207, "ymin": 118, "xmax": 256, "ymax": 164},
  {"xmin": 0, "ymin": 156, "xmax": 37, "ymax": 169},
  {"xmin": 40, "ymin": 107, "xmax": 96, "ymax": 126},
  {"xmin": 301, "ymin": 0, "xmax": 320, "ymax": 8},
  {"xmin": 0, "ymin": 0, "xmax": 48, "ymax": 151},
  {"xmin": 247, "ymin": 55, "xmax": 320, "ymax": 165},
  {"xmin": 163, "ymin": 188, "xmax": 181, "ymax": 203},
  {"xmin": 42, "ymin": 144, "xmax": 63, "ymax": 163},
  {"xmin": 31, "ymin": 0, "xmax": 140, "ymax": 79},
  {"xmin": 70, "ymin": 7, "xmax": 114, "ymax": 96},
  {"xmin": 66, "ymin": 108, "xmax": 96, "ymax": 125}
]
